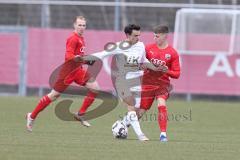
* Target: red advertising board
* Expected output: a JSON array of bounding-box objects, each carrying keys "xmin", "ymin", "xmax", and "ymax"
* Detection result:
[{"xmin": 0, "ymin": 28, "xmax": 239, "ymax": 95}]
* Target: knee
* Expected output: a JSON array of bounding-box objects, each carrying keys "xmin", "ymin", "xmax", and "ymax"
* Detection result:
[
  {"xmin": 157, "ymin": 98, "xmax": 166, "ymax": 106},
  {"xmin": 137, "ymin": 109, "xmax": 146, "ymax": 119},
  {"xmin": 94, "ymin": 83, "xmax": 100, "ymax": 91},
  {"xmin": 87, "ymin": 82, "xmax": 100, "ymax": 92},
  {"xmin": 47, "ymin": 90, "xmax": 60, "ymax": 101},
  {"xmin": 124, "ymin": 96, "xmax": 135, "ymax": 107}
]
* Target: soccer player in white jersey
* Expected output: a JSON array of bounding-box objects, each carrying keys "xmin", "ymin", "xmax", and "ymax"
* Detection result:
[{"xmin": 80, "ymin": 24, "xmax": 157, "ymax": 141}]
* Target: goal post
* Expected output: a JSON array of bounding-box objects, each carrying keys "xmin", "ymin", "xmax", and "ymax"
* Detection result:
[
  {"xmin": 173, "ymin": 8, "xmax": 240, "ymax": 55},
  {"xmin": 0, "ymin": 26, "xmax": 28, "ymax": 96}
]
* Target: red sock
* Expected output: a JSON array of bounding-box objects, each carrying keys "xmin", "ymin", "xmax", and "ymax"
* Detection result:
[
  {"xmin": 158, "ymin": 105, "xmax": 168, "ymax": 132},
  {"xmin": 78, "ymin": 91, "xmax": 97, "ymax": 115},
  {"xmin": 31, "ymin": 95, "xmax": 52, "ymax": 119}
]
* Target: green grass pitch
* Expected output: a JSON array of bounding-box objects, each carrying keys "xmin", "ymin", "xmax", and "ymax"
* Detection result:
[{"xmin": 0, "ymin": 96, "xmax": 240, "ymax": 160}]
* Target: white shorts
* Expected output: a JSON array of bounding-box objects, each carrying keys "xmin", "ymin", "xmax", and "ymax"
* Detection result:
[{"xmin": 114, "ymin": 76, "xmax": 142, "ymax": 108}]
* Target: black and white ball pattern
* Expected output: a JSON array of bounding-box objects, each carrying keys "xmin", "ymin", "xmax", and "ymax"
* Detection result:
[{"xmin": 112, "ymin": 120, "xmax": 128, "ymax": 139}]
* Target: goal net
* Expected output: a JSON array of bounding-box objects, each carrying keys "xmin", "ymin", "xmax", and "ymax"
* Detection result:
[{"xmin": 173, "ymin": 8, "xmax": 240, "ymax": 55}]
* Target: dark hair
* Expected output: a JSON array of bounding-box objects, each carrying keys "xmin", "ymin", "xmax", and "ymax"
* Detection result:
[
  {"xmin": 124, "ymin": 24, "xmax": 141, "ymax": 35},
  {"xmin": 153, "ymin": 25, "xmax": 169, "ymax": 34}
]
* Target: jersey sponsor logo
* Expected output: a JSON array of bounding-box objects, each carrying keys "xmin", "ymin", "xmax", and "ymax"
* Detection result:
[
  {"xmin": 150, "ymin": 58, "xmax": 166, "ymax": 67},
  {"xmin": 165, "ymin": 54, "xmax": 171, "ymax": 60},
  {"xmin": 80, "ymin": 46, "xmax": 85, "ymax": 53},
  {"xmin": 126, "ymin": 55, "xmax": 139, "ymax": 65}
]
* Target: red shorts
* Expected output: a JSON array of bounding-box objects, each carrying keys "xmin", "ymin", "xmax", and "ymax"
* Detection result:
[
  {"xmin": 53, "ymin": 68, "xmax": 90, "ymax": 92},
  {"xmin": 140, "ymin": 85, "xmax": 170, "ymax": 110}
]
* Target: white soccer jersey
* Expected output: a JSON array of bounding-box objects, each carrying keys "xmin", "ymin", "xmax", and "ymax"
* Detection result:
[
  {"xmin": 92, "ymin": 41, "xmax": 149, "ymax": 79},
  {"xmin": 91, "ymin": 41, "xmax": 148, "ymax": 107}
]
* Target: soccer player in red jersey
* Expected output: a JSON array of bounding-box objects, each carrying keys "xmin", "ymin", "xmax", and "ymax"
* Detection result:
[
  {"xmin": 26, "ymin": 16, "xmax": 99, "ymax": 131},
  {"xmin": 139, "ymin": 25, "xmax": 181, "ymax": 142}
]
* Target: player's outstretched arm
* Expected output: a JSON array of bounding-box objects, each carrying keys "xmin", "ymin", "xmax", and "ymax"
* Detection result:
[
  {"xmin": 79, "ymin": 47, "xmax": 119, "ymax": 64},
  {"xmin": 73, "ymin": 51, "xmax": 106, "ymax": 65}
]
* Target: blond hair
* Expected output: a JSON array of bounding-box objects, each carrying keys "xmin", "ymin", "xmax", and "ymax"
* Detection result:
[{"xmin": 73, "ymin": 16, "xmax": 86, "ymax": 23}]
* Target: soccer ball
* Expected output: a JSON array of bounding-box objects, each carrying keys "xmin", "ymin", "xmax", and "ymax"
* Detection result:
[{"xmin": 112, "ymin": 120, "xmax": 128, "ymax": 139}]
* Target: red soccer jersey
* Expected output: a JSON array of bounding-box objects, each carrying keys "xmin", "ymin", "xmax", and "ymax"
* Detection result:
[
  {"xmin": 143, "ymin": 43, "xmax": 180, "ymax": 86},
  {"xmin": 54, "ymin": 32, "xmax": 87, "ymax": 90},
  {"xmin": 65, "ymin": 32, "xmax": 85, "ymax": 62}
]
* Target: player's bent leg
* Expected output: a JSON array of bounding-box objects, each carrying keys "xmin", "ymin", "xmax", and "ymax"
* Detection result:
[
  {"xmin": 114, "ymin": 82, "xmax": 148, "ymax": 141},
  {"xmin": 123, "ymin": 96, "xmax": 136, "ymax": 109},
  {"xmin": 75, "ymin": 81, "xmax": 99, "ymax": 127},
  {"xmin": 126, "ymin": 109, "xmax": 149, "ymax": 141},
  {"xmin": 121, "ymin": 104, "xmax": 135, "ymax": 128},
  {"xmin": 136, "ymin": 94, "xmax": 154, "ymax": 121},
  {"xmin": 157, "ymin": 97, "xmax": 168, "ymax": 142},
  {"xmin": 136, "ymin": 108, "xmax": 147, "ymax": 120},
  {"xmin": 122, "ymin": 108, "xmax": 146, "ymax": 126},
  {"xmin": 85, "ymin": 80, "xmax": 100, "ymax": 92},
  {"xmin": 118, "ymin": 95, "xmax": 135, "ymax": 121},
  {"xmin": 125, "ymin": 98, "xmax": 149, "ymax": 141},
  {"xmin": 47, "ymin": 89, "xmax": 61, "ymax": 101},
  {"xmin": 26, "ymin": 90, "xmax": 61, "ymax": 132},
  {"xmin": 120, "ymin": 96, "xmax": 135, "ymax": 128},
  {"xmin": 122, "ymin": 108, "xmax": 146, "ymax": 128},
  {"xmin": 117, "ymin": 96, "xmax": 148, "ymax": 141},
  {"xmin": 157, "ymin": 97, "xmax": 166, "ymax": 106}
]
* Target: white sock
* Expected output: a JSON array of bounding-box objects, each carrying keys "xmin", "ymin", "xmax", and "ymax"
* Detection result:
[
  {"xmin": 128, "ymin": 111, "xmax": 144, "ymax": 136},
  {"xmin": 160, "ymin": 132, "xmax": 167, "ymax": 137},
  {"xmin": 135, "ymin": 97, "xmax": 141, "ymax": 108},
  {"xmin": 121, "ymin": 115, "xmax": 130, "ymax": 127}
]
